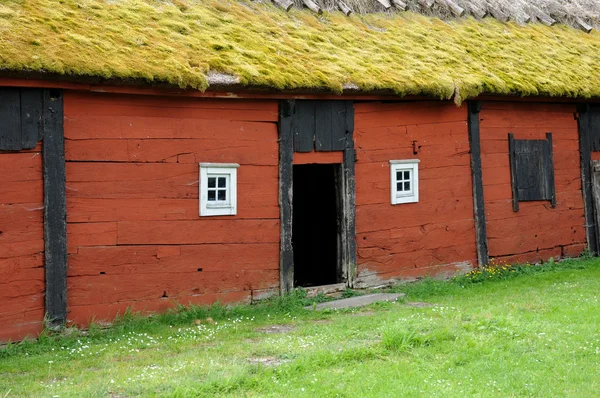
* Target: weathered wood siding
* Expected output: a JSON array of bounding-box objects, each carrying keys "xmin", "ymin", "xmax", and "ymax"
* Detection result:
[
  {"xmin": 353, "ymin": 102, "xmax": 477, "ymax": 285},
  {"xmin": 63, "ymin": 92, "xmax": 280, "ymax": 324},
  {"xmin": 480, "ymin": 102, "xmax": 586, "ymax": 263},
  {"xmin": 0, "ymin": 144, "xmax": 45, "ymax": 341}
]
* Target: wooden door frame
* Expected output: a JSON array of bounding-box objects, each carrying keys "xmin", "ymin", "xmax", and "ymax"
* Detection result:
[{"xmin": 278, "ymin": 100, "xmax": 356, "ymax": 294}]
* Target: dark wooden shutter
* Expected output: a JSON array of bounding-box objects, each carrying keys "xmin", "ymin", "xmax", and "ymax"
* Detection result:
[
  {"xmin": 291, "ymin": 100, "xmax": 351, "ymax": 152},
  {"xmin": 0, "ymin": 87, "xmax": 44, "ymax": 151},
  {"xmin": 508, "ymin": 132, "xmax": 556, "ymax": 211}
]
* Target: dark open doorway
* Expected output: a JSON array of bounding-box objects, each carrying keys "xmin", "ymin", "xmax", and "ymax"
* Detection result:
[{"xmin": 292, "ymin": 164, "xmax": 341, "ymax": 287}]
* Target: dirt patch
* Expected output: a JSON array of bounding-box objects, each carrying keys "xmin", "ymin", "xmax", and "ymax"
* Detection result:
[
  {"xmin": 255, "ymin": 325, "xmax": 296, "ymax": 334},
  {"xmin": 405, "ymin": 302, "xmax": 433, "ymax": 308},
  {"xmin": 350, "ymin": 311, "xmax": 376, "ymax": 317},
  {"xmin": 248, "ymin": 356, "xmax": 288, "ymax": 367}
]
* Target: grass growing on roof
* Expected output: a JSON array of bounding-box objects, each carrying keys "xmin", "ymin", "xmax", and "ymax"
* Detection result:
[
  {"xmin": 2, "ymin": 256, "xmax": 600, "ymax": 396},
  {"xmin": 0, "ymin": 0, "xmax": 600, "ymax": 102}
]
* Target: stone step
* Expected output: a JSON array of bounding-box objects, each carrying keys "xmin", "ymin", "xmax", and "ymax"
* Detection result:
[{"xmin": 305, "ymin": 293, "xmax": 405, "ymax": 310}]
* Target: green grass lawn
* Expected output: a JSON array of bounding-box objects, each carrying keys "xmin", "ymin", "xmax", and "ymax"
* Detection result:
[{"xmin": 2, "ymin": 258, "xmax": 600, "ymax": 397}]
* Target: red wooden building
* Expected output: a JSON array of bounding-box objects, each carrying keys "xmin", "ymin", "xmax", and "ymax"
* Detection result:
[{"xmin": 2, "ymin": 0, "xmax": 600, "ymax": 341}]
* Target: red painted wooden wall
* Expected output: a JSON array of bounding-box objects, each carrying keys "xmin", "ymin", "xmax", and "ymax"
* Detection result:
[
  {"xmin": 63, "ymin": 92, "xmax": 280, "ymax": 325},
  {"xmin": 479, "ymin": 102, "xmax": 586, "ymax": 263},
  {"xmin": 0, "ymin": 144, "xmax": 45, "ymax": 341},
  {"xmin": 353, "ymin": 102, "xmax": 477, "ymax": 285}
]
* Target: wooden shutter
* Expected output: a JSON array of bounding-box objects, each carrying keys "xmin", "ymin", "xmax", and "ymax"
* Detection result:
[
  {"xmin": 0, "ymin": 87, "xmax": 44, "ymax": 151},
  {"xmin": 508, "ymin": 132, "xmax": 556, "ymax": 211}
]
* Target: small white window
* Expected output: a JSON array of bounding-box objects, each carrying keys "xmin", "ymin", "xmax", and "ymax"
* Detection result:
[
  {"xmin": 199, "ymin": 163, "xmax": 239, "ymax": 216},
  {"xmin": 390, "ymin": 160, "xmax": 419, "ymax": 204}
]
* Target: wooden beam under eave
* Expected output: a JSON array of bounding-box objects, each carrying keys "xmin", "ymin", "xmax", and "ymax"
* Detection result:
[
  {"xmin": 338, "ymin": 0, "xmax": 352, "ymax": 16},
  {"xmin": 303, "ymin": 0, "xmax": 322, "ymax": 14},
  {"xmin": 576, "ymin": 17, "xmax": 593, "ymax": 33},
  {"xmin": 392, "ymin": 0, "xmax": 407, "ymax": 11},
  {"xmin": 272, "ymin": 0, "xmax": 293, "ymax": 11},
  {"xmin": 375, "ymin": 0, "xmax": 392, "ymax": 10},
  {"xmin": 418, "ymin": 0, "xmax": 434, "ymax": 9},
  {"xmin": 440, "ymin": 0, "xmax": 465, "ymax": 17},
  {"xmin": 530, "ymin": 5, "xmax": 555, "ymax": 26}
]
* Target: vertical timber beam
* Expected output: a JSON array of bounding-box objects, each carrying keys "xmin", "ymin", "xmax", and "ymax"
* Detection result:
[
  {"xmin": 342, "ymin": 101, "xmax": 357, "ymax": 286},
  {"xmin": 467, "ymin": 101, "xmax": 489, "ymax": 266},
  {"xmin": 43, "ymin": 89, "xmax": 67, "ymax": 327},
  {"xmin": 577, "ymin": 104, "xmax": 598, "ymax": 254},
  {"xmin": 279, "ymin": 100, "xmax": 295, "ymax": 294}
]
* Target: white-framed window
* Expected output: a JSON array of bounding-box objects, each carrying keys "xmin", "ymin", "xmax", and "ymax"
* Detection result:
[
  {"xmin": 199, "ymin": 163, "xmax": 239, "ymax": 216},
  {"xmin": 390, "ymin": 159, "xmax": 420, "ymax": 205}
]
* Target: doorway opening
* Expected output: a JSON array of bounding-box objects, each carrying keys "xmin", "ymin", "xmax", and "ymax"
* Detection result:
[{"xmin": 292, "ymin": 163, "xmax": 341, "ymax": 287}]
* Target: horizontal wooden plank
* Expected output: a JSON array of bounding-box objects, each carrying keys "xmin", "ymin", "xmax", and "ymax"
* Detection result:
[
  {"xmin": 354, "ymin": 101, "xmax": 460, "ymax": 114},
  {"xmin": 68, "ymin": 243, "xmax": 279, "ymax": 276},
  {"xmin": 481, "ymin": 102, "xmax": 576, "ymax": 114},
  {"xmin": 488, "ymin": 225, "xmax": 585, "ymax": 257},
  {"xmin": 67, "ymin": 222, "xmax": 118, "ymax": 251},
  {"xmin": 0, "ymin": 152, "xmax": 42, "ymax": 182},
  {"xmin": 356, "ymin": 170, "xmax": 473, "ymax": 205},
  {"xmin": 480, "ymin": 108, "xmax": 577, "ymax": 129},
  {"xmin": 0, "ymin": 180, "xmax": 43, "ymax": 204},
  {"xmin": 486, "ymin": 209, "xmax": 585, "ymax": 237},
  {"xmin": 0, "ymin": 266, "xmax": 44, "ymax": 285},
  {"xmin": 67, "ymin": 269, "xmax": 279, "ymax": 306},
  {"xmin": 562, "ymin": 243, "xmax": 587, "ymax": 258},
  {"xmin": 492, "ymin": 247, "xmax": 563, "ymax": 266},
  {"xmin": 293, "ymin": 151, "xmax": 343, "ymax": 165},
  {"xmin": 66, "ymin": 91, "xmax": 278, "ymax": 112},
  {"xmin": 0, "ymin": 309, "xmax": 44, "ymax": 342},
  {"xmin": 65, "ymin": 116, "xmax": 277, "ymax": 140},
  {"xmin": 356, "ymin": 261, "xmax": 474, "ymax": 283},
  {"xmin": 355, "ymin": 121, "xmax": 468, "ymax": 151},
  {"xmin": 357, "ymin": 146, "xmax": 470, "ymax": 166},
  {"xmin": 483, "ymin": 178, "xmax": 582, "ymax": 204},
  {"xmin": 0, "ymin": 294, "xmax": 44, "ymax": 320},
  {"xmin": 67, "ymin": 290, "xmax": 254, "ymax": 325},
  {"xmin": 65, "ymin": 137, "xmax": 278, "ymax": 165},
  {"xmin": 0, "ymin": 254, "xmax": 43, "ymax": 274},
  {"xmin": 65, "ymin": 163, "xmax": 277, "ymax": 200},
  {"xmin": 356, "ymin": 197, "xmax": 474, "ymax": 233},
  {"xmin": 354, "ymin": 103, "xmax": 466, "ymax": 128},
  {"xmin": 358, "ymin": 244, "xmax": 476, "ymax": 273},
  {"xmin": 0, "ymin": 239, "xmax": 45, "ymax": 259},
  {"xmin": 484, "ymin": 188, "xmax": 583, "ymax": 221},
  {"xmin": 65, "ymin": 98, "xmax": 278, "ymax": 122},
  {"xmin": 67, "ymin": 198, "xmax": 278, "ymax": 222},
  {"xmin": 357, "ymin": 219, "xmax": 476, "ymax": 253},
  {"xmin": 117, "ymin": 219, "xmax": 280, "ymax": 245},
  {"xmin": 0, "ymin": 278, "xmax": 45, "ymax": 300},
  {"xmin": 0, "ymin": 204, "xmax": 43, "ymax": 244}
]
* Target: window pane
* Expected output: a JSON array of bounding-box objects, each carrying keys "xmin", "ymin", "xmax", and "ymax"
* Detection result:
[
  {"xmin": 396, "ymin": 171, "xmax": 402, "ymax": 181},
  {"xmin": 208, "ymin": 177, "xmax": 216, "ymax": 188},
  {"xmin": 218, "ymin": 190, "xmax": 226, "ymax": 201},
  {"xmin": 397, "ymin": 182, "xmax": 403, "ymax": 192},
  {"xmin": 404, "ymin": 181, "xmax": 410, "ymax": 191},
  {"xmin": 403, "ymin": 171, "xmax": 410, "ymax": 180},
  {"xmin": 218, "ymin": 177, "xmax": 227, "ymax": 188},
  {"xmin": 208, "ymin": 190, "xmax": 216, "ymax": 201}
]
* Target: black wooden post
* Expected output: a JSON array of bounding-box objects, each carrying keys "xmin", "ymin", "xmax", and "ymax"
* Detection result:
[
  {"xmin": 577, "ymin": 104, "xmax": 598, "ymax": 254},
  {"xmin": 467, "ymin": 101, "xmax": 489, "ymax": 266},
  {"xmin": 279, "ymin": 100, "xmax": 295, "ymax": 294},
  {"xmin": 42, "ymin": 90, "xmax": 68, "ymax": 327},
  {"xmin": 508, "ymin": 133, "xmax": 519, "ymax": 212},
  {"xmin": 342, "ymin": 101, "xmax": 357, "ymax": 285}
]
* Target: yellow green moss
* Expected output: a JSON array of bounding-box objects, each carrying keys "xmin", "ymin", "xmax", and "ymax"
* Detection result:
[{"xmin": 1, "ymin": 0, "xmax": 599, "ymax": 102}]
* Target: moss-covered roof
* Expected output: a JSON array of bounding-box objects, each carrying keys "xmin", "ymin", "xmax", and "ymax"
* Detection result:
[{"xmin": 1, "ymin": 0, "xmax": 600, "ymax": 102}]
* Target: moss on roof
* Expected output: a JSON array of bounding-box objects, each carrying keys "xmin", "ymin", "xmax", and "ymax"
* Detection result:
[{"xmin": 1, "ymin": 0, "xmax": 599, "ymax": 102}]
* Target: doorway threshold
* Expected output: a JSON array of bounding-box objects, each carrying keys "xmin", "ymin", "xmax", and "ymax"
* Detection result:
[{"xmin": 304, "ymin": 282, "xmax": 347, "ymax": 298}]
